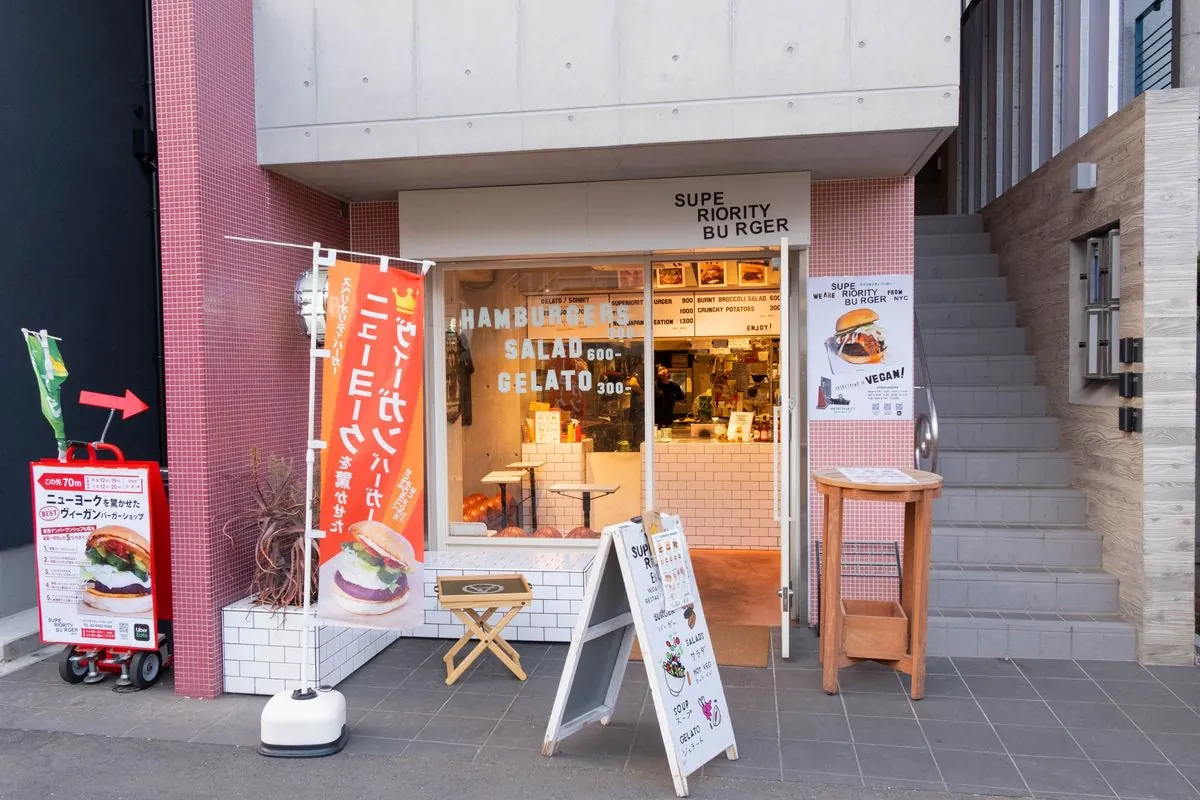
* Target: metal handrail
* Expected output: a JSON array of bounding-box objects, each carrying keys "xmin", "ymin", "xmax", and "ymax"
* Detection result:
[{"xmin": 913, "ymin": 316, "xmax": 940, "ymax": 474}]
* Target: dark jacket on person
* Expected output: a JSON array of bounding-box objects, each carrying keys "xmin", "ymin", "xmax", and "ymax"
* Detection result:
[{"xmin": 654, "ymin": 377, "xmax": 685, "ymax": 428}]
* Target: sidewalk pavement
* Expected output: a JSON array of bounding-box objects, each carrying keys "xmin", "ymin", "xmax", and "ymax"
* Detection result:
[{"xmin": 2, "ymin": 629, "xmax": 1200, "ymax": 799}]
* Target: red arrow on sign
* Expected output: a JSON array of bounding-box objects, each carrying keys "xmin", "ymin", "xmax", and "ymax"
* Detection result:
[{"xmin": 79, "ymin": 389, "xmax": 150, "ymax": 420}]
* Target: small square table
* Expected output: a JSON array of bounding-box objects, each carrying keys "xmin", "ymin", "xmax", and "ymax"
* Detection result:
[
  {"xmin": 548, "ymin": 482, "xmax": 619, "ymax": 529},
  {"xmin": 481, "ymin": 470, "xmax": 524, "ymax": 529},
  {"xmin": 506, "ymin": 460, "xmax": 546, "ymax": 529},
  {"xmin": 438, "ymin": 573, "xmax": 534, "ymax": 685}
]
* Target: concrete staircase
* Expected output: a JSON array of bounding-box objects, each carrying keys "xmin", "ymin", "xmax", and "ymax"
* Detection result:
[{"xmin": 916, "ymin": 215, "xmax": 1136, "ymax": 661}]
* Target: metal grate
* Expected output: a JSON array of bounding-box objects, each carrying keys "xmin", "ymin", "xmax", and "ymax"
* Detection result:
[
  {"xmin": 1134, "ymin": 1, "xmax": 1173, "ymax": 96},
  {"xmin": 813, "ymin": 540, "xmax": 903, "ymax": 635}
]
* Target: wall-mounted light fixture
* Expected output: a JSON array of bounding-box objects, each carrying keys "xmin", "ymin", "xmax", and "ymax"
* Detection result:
[{"xmin": 1070, "ymin": 163, "xmax": 1098, "ymax": 193}]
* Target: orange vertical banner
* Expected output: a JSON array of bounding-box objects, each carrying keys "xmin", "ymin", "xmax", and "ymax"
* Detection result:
[{"xmin": 317, "ymin": 260, "xmax": 425, "ymax": 631}]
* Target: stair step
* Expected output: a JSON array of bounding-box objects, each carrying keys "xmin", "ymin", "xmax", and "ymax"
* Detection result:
[
  {"xmin": 916, "ymin": 277, "xmax": 1008, "ymax": 304},
  {"xmin": 917, "ymin": 302, "xmax": 1017, "ymax": 329},
  {"xmin": 915, "ymin": 232, "xmax": 992, "ymax": 257},
  {"xmin": 922, "ymin": 327, "xmax": 1028, "ymax": 357},
  {"xmin": 931, "ymin": 566, "xmax": 1119, "ymax": 614},
  {"xmin": 933, "ymin": 525, "xmax": 1102, "ymax": 569},
  {"xmin": 940, "ymin": 417, "xmax": 1060, "ymax": 451},
  {"xmin": 916, "ymin": 253, "xmax": 1000, "ymax": 279},
  {"xmin": 915, "ymin": 215, "xmax": 985, "ymax": 235},
  {"xmin": 0, "ymin": 608, "xmax": 41, "ymax": 663},
  {"xmin": 935, "ymin": 486, "xmax": 1085, "ymax": 525},
  {"xmin": 939, "ymin": 449, "xmax": 1072, "ymax": 486},
  {"xmin": 928, "ymin": 611, "xmax": 1135, "ymax": 660},
  {"xmin": 930, "ymin": 386, "xmax": 1046, "ymax": 417},
  {"xmin": 926, "ymin": 355, "xmax": 1036, "ymax": 386}
]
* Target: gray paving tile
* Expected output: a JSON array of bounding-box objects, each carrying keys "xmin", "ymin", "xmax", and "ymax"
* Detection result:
[
  {"xmin": 544, "ymin": 751, "xmax": 626, "ymax": 772},
  {"xmin": 553, "ymin": 722, "xmax": 634, "ymax": 756},
  {"xmin": 902, "ymin": 673, "xmax": 972, "ymax": 697},
  {"xmin": 487, "ymin": 717, "xmax": 548, "ymax": 751},
  {"xmin": 343, "ymin": 734, "xmax": 410, "ymax": 756},
  {"xmin": 727, "ymin": 709, "xmax": 776, "ymax": 740},
  {"xmin": 979, "ymin": 697, "xmax": 1061, "ymax": 727},
  {"xmin": 704, "ymin": 736, "xmax": 779, "ymax": 774},
  {"xmin": 995, "ymin": 724, "xmax": 1086, "ymax": 758},
  {"xmin": 375, "ymin": 688, "xmax": 453, "ymax": 714},
  {"xmin": 702, "ymin": 762, "xmax": 782, "ymax": 780},
  {"xmin": 720, "ymin": 667, "xmax": 776, "ymax": 689},
  {"xmin": 1146, "ymin": 732, "xmax": 1200, "ymax": 766},
  {"xmin": 849, "ymin": 715, "xmax": 924, "ymax": 746},
  {"xmin": 863, "ymin": 777, "xmax": 945, "ymax": 792},
  {"xmin": 517, "ymin": 676, "xmax": 562, "ymax": 698},
  {"xmin": 842, "ymin": 693, "xmax": 913, "ymax": 718},
  {"xmin": 1077, "ymin": 661, "xmax": 1155, "ymax": 683},
  {"xmin": 1051, "ymin": 700, "xmax": 1138, "ymax": 732},
  {"xmin": 475, "ymin": 743, "xmax": 551, "ymax": 768},
  {"xmin": 1100, "ymin": 680, "xmax": 1186, "ymax": 708},
  {"xmin": 504, "ymin": 695, "xmax": 554, "ymax": 720},
  {"xmin": 417, "ymin": 715, "xmax": 499, "ymax": 746},
  {"xmin": 1013, "ymin": 755, "xmax": 1113, "ymax": 796},
  {"xmin": 919, "ymin": 719, "xmax": 1005, "ymax": 752},
  {"xmin": 353, "ymin": 710, "xmax": 432, "ymax": 740},
  {"xmin": 1031, "ymin": 678, "xmax": 1112, "ymax": 704},
  {"xmin": 1017, "ymin": 660, "xmax": 1089, "ymax": 679},
  {"xmin": 439, "ymin": 691, "xmax": 515, "ymax": 719},
  {"xmin": 1070, "ymin": 728, "xmax": 1169, "ymax": 764},
  {"xmin": 954, "ymin": 657, "xmax": 1023, "ymax": 677},
  {"xmin": 403, "ymin": 740, "xmax": 479, "ymax": 762},
  {"xmin": 1175, "ymin": 763, "xmax": 1200, "ymax": 791},
  {"xmin": 926, "ymin": 657, "xmax": 958, "ymax": 676},
  {"xmin": 838, "ymin": 670, "xmax": 904, "ymax": 694},
  {"xmin": 933, "ymin": 749, "xmax": 1026, "ymax": 791},
  {"xmin": 779, "ymin": 712, "xmax": 850, "ymax": 742},
  {"xmin": 912, "ymin": 696, "xmax": 987, "ymax": 722},
  {"xmin": 1094, "ymin": 761, "xmax": 1196, "ymax": 800},
  {"xmin": 724, "ymin": 686, "xmax": 778, "ymax": 713},
  {"xmin": 774, "ymin": 669, "xmax": 825, "ymax": 691},
  {"xmin": 783, "ymin": 771, "xmax": 864, "ymax": 788},
  {"xmin": 1147, "ymin": 666, "xmax": 1200, "ymax": 686},
  {"xmin": 945, "ymin": 783, "xmax": 1029, "ymax": 798},
  {"xmin": 1122, "ymin": 705, "xmax": 1200, "ymax": 735},
  {"xmin": 343, "ymin": 666, "xmax": 410, "ymax": 688},
  {"xmin": 336, "ymin": 685, "xmax": 392, "ymax": 711},
  {"xmin": 780, "ymin": 740, "xmax": 860, "ymax": 778},
  {"xmin": 857, "ymin": 743, "xmax": 943, "ymax": 783},
  {"xmin": 777, "ymin": 688, "xmax": 845, "ymax": 714},
  {"xmin": 965, "ymin": 675, "xmax": 1040, "ymax": 700}
]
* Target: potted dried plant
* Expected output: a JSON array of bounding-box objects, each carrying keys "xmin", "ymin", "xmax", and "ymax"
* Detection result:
[{"xmin": 223, "ymin": 448, "xmax": 318, "ymax": 611}]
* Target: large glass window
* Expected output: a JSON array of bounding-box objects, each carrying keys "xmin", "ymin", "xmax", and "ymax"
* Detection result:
[{"xmin": 444, "ymin": 264, "xmax": 647, "ymax": 541}]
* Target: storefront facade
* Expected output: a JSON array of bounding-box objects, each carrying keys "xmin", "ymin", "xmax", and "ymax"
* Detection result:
[{"xmin": 152, "ymin": 0, "xmax": 960, "ymax": 697}]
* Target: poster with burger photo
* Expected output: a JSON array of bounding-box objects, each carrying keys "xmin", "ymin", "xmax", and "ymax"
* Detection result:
[
  {"xmin": 31, "ymin": 464, "xmax": 160, "ymax": 649},
  {"xmin": 806, "ymin": 274, "xmax": 914, "ymax": 421},
  {"xmin": 316, "ymin": 260, "xmax": 426, "ymax": 631}
]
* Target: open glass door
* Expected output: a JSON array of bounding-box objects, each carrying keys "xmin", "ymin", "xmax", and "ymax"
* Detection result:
[{"xmin": 775, "ymin": 241, "xmax": 808, "ymax": 661}]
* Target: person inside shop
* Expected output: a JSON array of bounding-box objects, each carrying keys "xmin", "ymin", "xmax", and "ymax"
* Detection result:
[
  {"xmin": 654, "ymin": 365, "xmax": 685, "ymax": 430},
  {"xmin": 628, "ymin": 373, "xmax": 644, "ymax": 448}
]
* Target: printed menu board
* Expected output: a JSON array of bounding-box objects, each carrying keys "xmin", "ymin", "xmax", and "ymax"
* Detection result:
[
  {"xmin": 526, "ymin": 293, "xmax": 614, "ymax": 341},
  {"xmin": 610, "ymin": 293, "xmax": 695, "ymax": 338},
  {"xmin": 693, "ymin": 290, "xmax": 780, "ymax": 336},
  {"xmin": 31, "ymin": 464, "xmax": 158, "ymax": 649}
]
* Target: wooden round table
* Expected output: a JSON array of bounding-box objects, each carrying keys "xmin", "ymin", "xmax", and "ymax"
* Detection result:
[{"xmin": 813, "ymin": 468, "xmax": 943, "ymax": 699}]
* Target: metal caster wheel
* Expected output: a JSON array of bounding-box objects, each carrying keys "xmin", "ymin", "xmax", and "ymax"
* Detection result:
[
  {"xmin": 129, "ymin": 650, "xmax": 162, "ymax": 689},
  {"xmin": 58, "ymin": 646, "xmax": 87, "ymax": 684}
]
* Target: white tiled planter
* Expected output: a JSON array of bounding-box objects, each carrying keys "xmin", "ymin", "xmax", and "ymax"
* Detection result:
[{"xmin": 222, "ymin": 549, "xmax": 594, "ymax": 695}]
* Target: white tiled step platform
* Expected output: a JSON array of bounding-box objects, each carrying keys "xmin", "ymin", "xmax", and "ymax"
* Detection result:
[
  {"xmin": 928, "ymin": 610, "xmax": 1135, "ymax": 661},
  {"xmin": 932, "ymin": 525, "xmax": 1103, "ymax": 569},
  {"xmin": 222, "ymin": 550, "xmax": 593, "ymax": 696}
]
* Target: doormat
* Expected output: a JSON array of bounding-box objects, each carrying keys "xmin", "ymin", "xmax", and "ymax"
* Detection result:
[{"xmin": 631, "ymin": 624, "xmax": 770, "ymax": 669}]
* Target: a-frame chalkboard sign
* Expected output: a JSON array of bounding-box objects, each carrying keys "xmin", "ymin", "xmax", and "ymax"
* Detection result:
[{"xmin": 542, "ymin": 514, "xmax": 737, "ymax": 797}]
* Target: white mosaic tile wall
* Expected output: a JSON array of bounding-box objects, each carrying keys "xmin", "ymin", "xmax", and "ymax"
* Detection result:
[
  {"xmin": 222, "ymin": 549, "xmax": 594, "ymax": 695},
  {"xmin": 520, "ymin": 440, "xmax": 593, "ymax": 533}
]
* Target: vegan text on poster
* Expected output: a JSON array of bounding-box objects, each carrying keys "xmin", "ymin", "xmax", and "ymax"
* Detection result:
[
  {"xmin": 806, "ymin": 275, "xmax": 914, "ymax": 421},
  {"xmin": 317, "ymin": 260, "xmax": 426, "ymax": 631}
]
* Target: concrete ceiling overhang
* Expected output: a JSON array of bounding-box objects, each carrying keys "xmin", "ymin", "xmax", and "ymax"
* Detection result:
[{"xmin": 264, "ymin": 128, "xmax": 952, "ymax": 202}]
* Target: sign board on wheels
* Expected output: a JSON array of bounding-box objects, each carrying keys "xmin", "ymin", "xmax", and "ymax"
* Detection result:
[
  {"xmin": 30, "ymin": 445, "xmax": 171, "ymax": 651},
  {"xmin": 543, "ymin": 514, "xmax": 737, "ymax": 797}
]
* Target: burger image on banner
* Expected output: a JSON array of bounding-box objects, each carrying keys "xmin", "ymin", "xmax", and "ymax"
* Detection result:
[
  {"xmin": 329, "ymin": 521, "xmax": 415, "ymax": 615},
  {"xmin": 79, "ymin": 526, "xmax": 152, "ymax": 616},
  {"xmin": 831, "ymin": 308, "xmax": 887, "ymax": 366}
]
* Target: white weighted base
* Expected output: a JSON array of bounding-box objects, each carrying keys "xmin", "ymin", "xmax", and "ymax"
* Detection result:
[{"xmin": 258, "ymin": 686, "xmax": 349, "ymax": 758}]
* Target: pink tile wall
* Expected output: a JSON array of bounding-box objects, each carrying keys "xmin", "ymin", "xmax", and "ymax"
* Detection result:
[
  {"xmin": 807, "ymin": 178, "xmax": 915, "ymax": 623},
  {"xmin": 153, "ymin": 0, "xmax": 350, "ymax": 697},
  {"xmin": 350, "ymin": 202, "xmax": 401, "ymax": 257}
]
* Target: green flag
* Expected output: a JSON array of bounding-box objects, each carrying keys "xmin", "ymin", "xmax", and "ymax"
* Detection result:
[{"xmin": 23, "ymin": 329, "xmax": 68, "ymax": 459}]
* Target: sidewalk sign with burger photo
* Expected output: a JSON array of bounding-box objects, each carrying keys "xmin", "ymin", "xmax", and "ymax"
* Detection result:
[
  {"xmin": 315, "ymin": 260, "xmax": 426, "ymax": 631},
  {"xmin": 30, "ymin": 443, "xmax": 172, "ymax": 652},
  {"xmin": 807, "ymin": 274, "xmax": 914, "ymax": 420}
]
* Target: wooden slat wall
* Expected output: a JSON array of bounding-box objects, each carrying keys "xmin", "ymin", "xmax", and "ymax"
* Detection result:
[{"xmin": 981, "ymin": 90, "xmax": 1198, "ymax": 665}]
